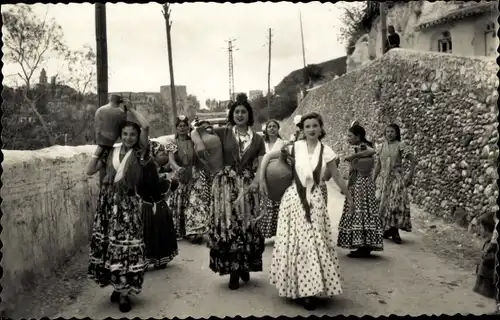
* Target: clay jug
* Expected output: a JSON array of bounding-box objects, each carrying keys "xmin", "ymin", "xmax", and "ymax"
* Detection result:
[
  {"xmin": 95, "ymin": 104, "xmax": 127, "ymax": 147},
  {"xmin": 265, "ymin": 152, "xmax": 293, "ymax": 202},
  {"xmin": 352, "ymin": 157, "xmax": 375, "ymax": 177},
  {"xmin": 193, "ymin": 127, "xmax": 223, "ymax": 173}
]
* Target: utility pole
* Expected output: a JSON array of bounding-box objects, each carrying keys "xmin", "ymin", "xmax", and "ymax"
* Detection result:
[
  {"xmin": 299, "ymin": 11, "xmax": 306, "ymax": 69},
  {"xmin": 162, "ymin": 3, "xmax": 177, "ymax": 126},
  {"xmin": 226, "ymin": 38, "xmax": 238, "ymax": 101},
  {"xmin": 95, "ymin": 3, "xmax": 108, "ymax": 107},
  {"xmin": 380, "ymin": 2, "xmax": 388, "ymax": 54},
  {"xmin": 267, "ymin": 28, "xmax": 273, "ymax": 111}
]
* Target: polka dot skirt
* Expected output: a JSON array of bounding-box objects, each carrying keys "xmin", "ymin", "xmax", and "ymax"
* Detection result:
[
  {"xmin": 337, "ymin": 174, "xmax": 384, "ymax": 251},
  {"xmin": 270, "ymin": 183, "xmax": 343, "ymax": 299}
]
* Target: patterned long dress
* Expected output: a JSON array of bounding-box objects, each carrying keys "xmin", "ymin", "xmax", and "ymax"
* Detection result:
[
  {"xmin": 258, "ymin": 138, "xmax": 287, "ymax": 239},
  {"xmin": 88, "ymin": 146, "xmax": 146, "ymax": 295},
  {"xmin": 337, "ymin": 143, "xmax": 384, "ymax": 251},
  {"xmin": 184, "ymin": 167, "xmax": 212, "ymax": 238},
  {"xmin": 167, "ymin": 137, "xmax": 197, "ymax": 239},
  {"xmin": 270, "ymin": 141, "xmax": 342, "ymax": 299},
  {"xmin": 473, "ymin": 216, "xmax": 499, "ymax": 299},
  {"xmin": 139, "ymin": 141, "xmax": 179, "ymax": 268},
  {"xmin": 377, "ymin": 141, "xmax": 413, "ymax": 232},
  {"xmin": 207, "ymin": 126, "xmax": 266, "ymax": 275}
]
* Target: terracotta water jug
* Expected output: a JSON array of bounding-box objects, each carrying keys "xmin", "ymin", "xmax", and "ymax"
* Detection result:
[
  {"xmin": 95, "ymin": 96, "xmax": 127, "ymax": 147},
  {"xmin": 192, "ymin": 126, "xmax": 223, "ymax": 173},
  {"xmin": 265, "ymin": 152, "xmax": 293, "ymax": 202}
]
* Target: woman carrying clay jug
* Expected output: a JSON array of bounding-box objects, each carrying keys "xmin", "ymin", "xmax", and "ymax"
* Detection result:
[
  {"xmin": 374, "ymin": 123, "xmax": 417, "ymax": 244},
  {"xmin": 167, "ymin": 115, "xmax": 197, "ymax": 241},
  {"xmin": 191, "ymin": 93, "xmax": 266, "ymax": 291},
  {"xmin": 257, "ymin": 119, "xmax": 287, "ymax": 241},
  {"xmin": 183, "ymin": 120, "xmax": 217, "ymax": 244},
  {"xmin": 260, "ymin": 112, "xmax": 352, "ymax": 311},
  {"xmin": 86, "ymin": 109, "xmax": 150, "ymax": 313}
]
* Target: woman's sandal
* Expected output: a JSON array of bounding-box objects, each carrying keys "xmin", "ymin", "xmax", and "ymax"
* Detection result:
[
  {"xmin": 347, "ymin": 248, "xmax": 371, "ymax": 258},
  {"xmin": 228, "ymin": 272, "xmax": 240, "ymax": 290},
  {"xmin": 298, "ymin": 297, "xmax": 317, "ymax": 311},
  {"xmin": 240, "ymin": 271, "xmax": 250, "ymax": 282},
  {"xmin": 392, "ymin": 234, "xmax": 402, "ymax": 244},
  {"xmin": 110, "ymin": 291, "xmax": 120, "ymax": 303},
  {"xmin": 119, "ymin": 295, "xmax": 132, "ymax": 313}
]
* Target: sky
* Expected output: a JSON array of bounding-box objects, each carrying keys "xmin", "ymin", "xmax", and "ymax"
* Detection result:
[{"xmin": 2, "ymin": 2, "xmax": 348, "ymax": 107}]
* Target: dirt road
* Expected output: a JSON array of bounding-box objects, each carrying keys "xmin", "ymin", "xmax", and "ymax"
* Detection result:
[{"xmin": 27, "ymin": 183, "xmax": 494, "ymax": 318}]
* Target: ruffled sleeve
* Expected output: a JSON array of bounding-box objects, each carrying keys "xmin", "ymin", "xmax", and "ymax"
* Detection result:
[
  {"xmin": 323, "ymin": 145, "xmax": 338, "ymax": 164},
  {"xmin": 164, "ymin": 140, "xmax": 178, "ymax": 154},
  {"xmin": 148, "ymin": 140, "xmax": 167, "ymax": 158}
]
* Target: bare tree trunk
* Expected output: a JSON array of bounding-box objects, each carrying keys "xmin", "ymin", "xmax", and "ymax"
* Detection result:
[
  {"xmin": 24, "ymin": 94, "xmax": 56, "ymax": 145},
  {"xmin": 380, "ymin": 2, "xmax": 388, "ymax": 54},
  {"xmin": 267, "ymin": 28, "xmax": 272, "ymax": 112},
  {"xmin": 163, "ymin": 4, "xmax": 178, "ymax": 128},
  {"xmin": 95, "ymin": 3, "xmax": 109, "ymax": 107}
]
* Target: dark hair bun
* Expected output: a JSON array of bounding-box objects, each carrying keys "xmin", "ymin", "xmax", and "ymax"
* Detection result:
[{"xmin": 236, "ymin": 93, "xmax": 248, "ymax": 104}]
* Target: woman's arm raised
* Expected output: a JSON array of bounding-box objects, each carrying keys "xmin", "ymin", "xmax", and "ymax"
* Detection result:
[{"xmin": 86, "ymin": 146, "xmax": 105, "ymax": 176}]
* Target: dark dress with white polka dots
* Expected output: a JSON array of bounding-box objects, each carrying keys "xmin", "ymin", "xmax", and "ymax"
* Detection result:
[
  {"xmin": 337, "ymin": 143, "xmax": 384, "ymax": 251},
  {"xmin": 270, "ymin": 141, "xmax": 343, "ymax": 299}
]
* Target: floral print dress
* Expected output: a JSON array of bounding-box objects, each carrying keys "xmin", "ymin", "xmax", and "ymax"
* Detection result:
[
  {"xmin": 167, "ymin": 137, "xmax": 197, "ymax": 239},
  {"xmin": 184, "ymin": 166, "xmax": 212, "ymax": 238},
  {"xmin": 377, "ymin": 141, "xmax": 413, "ymax": 232},
  {"xmin": 88, "ymin": 146, "xmax": 146, "ymax": 295},
  {"xmin": 207, "ymin": 126, "xmax": 266, "ymax": 275}
]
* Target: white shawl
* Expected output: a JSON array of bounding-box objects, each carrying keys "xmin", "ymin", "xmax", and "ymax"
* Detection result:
[
  {"xmin": 293, "ymin": 140, "xmax": 322, "ymax": 203},
  {"xmin": 292, "ymin": 140, "xmax": 337, "ymax": 203},
  {"xmin": 112, "ymin": 146, "xmax": 134, "ymax": 183}
]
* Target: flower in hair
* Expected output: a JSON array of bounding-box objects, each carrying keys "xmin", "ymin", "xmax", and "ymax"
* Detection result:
[{"xmin": 293, "ymin": 115, "xmax": 302, "ymax": 125}]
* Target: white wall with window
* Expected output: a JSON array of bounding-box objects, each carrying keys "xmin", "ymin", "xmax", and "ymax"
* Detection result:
[
  {"xmin": 473, "ymin": 20, "xmax": 499, "ymax": 57},
  {"xmin": 416, "ymin": 12, "xmax": 497, "ymax": 57}
]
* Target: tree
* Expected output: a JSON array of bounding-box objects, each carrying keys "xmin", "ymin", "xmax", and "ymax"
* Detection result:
[
  {"xmin": 337, "ymin": 2, "xmax": 372, "ymax": 55},
  {"xmin": 303, "ymin": 64, "xmax": 324, "ymax": 85},
  {"xmin": 2, "ymin": 5, "xmax": 68, "ymax": 145},
  {"xmin": 2, "ymin": 5, "xmax": 98, "ymax": 148},
  {"xmin": 251, "ymin": 95, "xmax": 269, "ymax": 124},
  {"xmin": 187, "ymin": 94, "xmax": 201, "ymax": 111},
  {"xmin": 55, "ymin": 45, "xmax": 97, "ymax": 145}
]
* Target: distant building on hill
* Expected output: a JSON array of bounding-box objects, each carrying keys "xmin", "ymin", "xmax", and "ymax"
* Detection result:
[{"xmin": 249, "ymin": 90, "xmax": 264, "ymax": 100}]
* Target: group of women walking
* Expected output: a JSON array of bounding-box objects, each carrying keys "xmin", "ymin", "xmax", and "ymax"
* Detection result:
[{"xmin": 85, "ymin": 93, "xmax": 418, "ymax": 313}]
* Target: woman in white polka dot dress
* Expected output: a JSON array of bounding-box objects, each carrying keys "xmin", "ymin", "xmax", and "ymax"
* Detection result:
[{"xmin": 260, "ymin": 112, "xmax": 352, "ymax": 310}]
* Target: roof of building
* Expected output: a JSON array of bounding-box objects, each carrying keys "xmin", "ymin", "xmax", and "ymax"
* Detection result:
[{"xmin": 415, "ymin": 2, "xmax": 496, "ymax": 31}]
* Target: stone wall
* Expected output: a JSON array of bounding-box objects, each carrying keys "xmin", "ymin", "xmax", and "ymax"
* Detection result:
[
  {"xmin": 1, "ymin": 145, "xmax": 99, "ymax": 314},
  {"xmin": 280, "ymin": 49, "xmax": 498, "ymax": 228}
]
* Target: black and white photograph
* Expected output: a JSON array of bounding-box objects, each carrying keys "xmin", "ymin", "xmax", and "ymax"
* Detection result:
[{"xmin": 1, "ymin": 1, "xmax": 499, "ymax": 318}]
